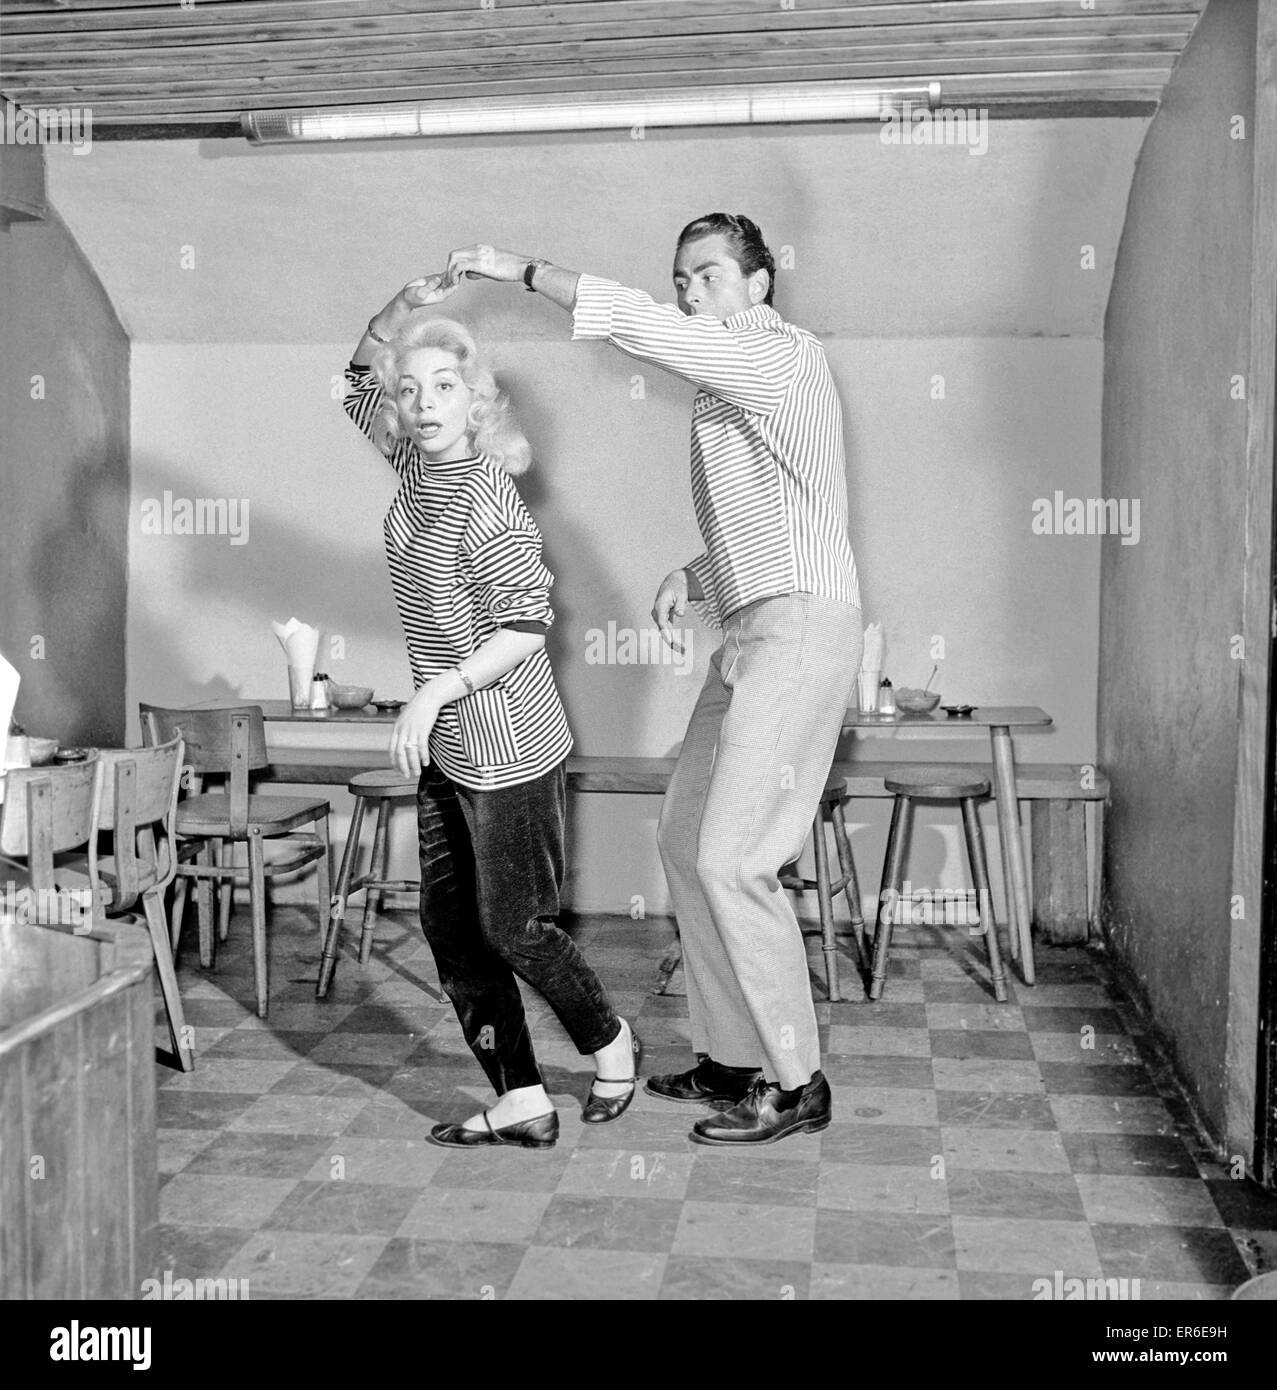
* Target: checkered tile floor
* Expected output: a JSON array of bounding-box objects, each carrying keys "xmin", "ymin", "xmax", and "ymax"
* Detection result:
[{"xmin": 154, "ymin": 904, "xmax": 1277, "ymax": 1300}]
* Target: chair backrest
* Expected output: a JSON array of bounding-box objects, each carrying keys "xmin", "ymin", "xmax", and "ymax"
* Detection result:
[
  {"xmin": 138, "ymin": 703, "xmax": 268, "ymax": 774},
  {"xmin": 0, "ymin": 755, "xmax": 103, "ymax": 893},
  {"xmin": 139, "ymin": 703, "xmax": 266, "ymax": 838},
  {"xmin": 92, "ymin": 735, "xmax": 184, "ymax": 909}
]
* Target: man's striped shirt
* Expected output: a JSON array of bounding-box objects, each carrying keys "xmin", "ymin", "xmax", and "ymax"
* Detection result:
[
  {"xmin": 571, "ymin": 274, "xmax": 860, "ymax": 625},
  {"xmin": 343, "ymin": 363, "xmax": 572, "ymax": 791}
]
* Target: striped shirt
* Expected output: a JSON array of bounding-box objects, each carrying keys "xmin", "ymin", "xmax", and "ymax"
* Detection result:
[
  {"xmin": 571, "ymin": 274, "xmax": 859, "ymax": 625},
  {"xmin": 343, "ymin": 363, "xmax": 573, "ymax": 791}
]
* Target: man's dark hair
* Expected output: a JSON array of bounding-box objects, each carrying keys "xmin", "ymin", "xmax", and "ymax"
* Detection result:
[{"xmin": 676, "ymin": 213, "xmax": 776, "ymax": 306}]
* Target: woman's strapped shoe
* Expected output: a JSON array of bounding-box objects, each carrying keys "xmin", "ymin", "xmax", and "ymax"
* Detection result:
[
  {"xmin": 428, "ymin": 1108, "xmax": 559, "ymax": 1149},
  {"xmin": 582, "ymin": 1025, "xmax": 643, "ymax": 1124},
  {"xmin": 644, "ymin": 1053, "xmax": 764, "ymax": 1105}
]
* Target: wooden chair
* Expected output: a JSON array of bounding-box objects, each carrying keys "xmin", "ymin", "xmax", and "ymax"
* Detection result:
[
  {"xmin": 0, "ymin": 757, "xmax": 102, "ymax": 928},
  {"xmin": 139, "ymin": 704, "xmax": 331, "ymax": 1019},
  {"xmin": 57, "ymin": 736, "xmax": 194, "ymax": 1071}
]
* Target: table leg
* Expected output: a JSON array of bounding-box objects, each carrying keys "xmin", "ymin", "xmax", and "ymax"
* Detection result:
[{"xmin": 990, "ymin": 726, "xmax": 1035, "ymax": 985}]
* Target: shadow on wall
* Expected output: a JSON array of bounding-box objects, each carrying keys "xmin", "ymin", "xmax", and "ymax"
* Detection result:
[{"xmin": 21, "ymin": 443, "xmax": 128, "ymax": 746}]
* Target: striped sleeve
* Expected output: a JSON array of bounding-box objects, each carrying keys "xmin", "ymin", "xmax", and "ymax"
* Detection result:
[
  {"xmin": 464, "ymin": 477, "xmax": 556, "ymax": 630},
  {"xmin": 571, "ymin": 275, "xmax": 794, "ymax": 416},
  {"xmin": 342, "ymin": 362, "xmax": 415, "ymax": 479}
]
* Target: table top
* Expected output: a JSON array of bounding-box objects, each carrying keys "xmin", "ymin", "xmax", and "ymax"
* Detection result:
[
  {"xmin": 843, "ymin": 706, "xmax": 1052, "ymax": 730},
  {"xmin": 187, "ymin": 698, "xmax": 401, "ymax": 723}
]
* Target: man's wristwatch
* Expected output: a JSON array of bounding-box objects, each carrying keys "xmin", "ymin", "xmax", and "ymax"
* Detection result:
[{"xmin": 523, "ymin": 258, "xmax": 548, "ymax": 292}]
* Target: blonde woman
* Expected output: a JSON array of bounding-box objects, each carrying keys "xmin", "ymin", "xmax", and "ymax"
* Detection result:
[{"xmin": 341, "ymin": 277, "xmax": 640, "ymax": 1148}]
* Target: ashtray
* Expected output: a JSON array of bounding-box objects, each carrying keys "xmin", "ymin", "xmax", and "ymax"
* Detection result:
[
  {"xmin": 372, "ymin": 699, "xmax": 405, "ymax": 712},
  {"xmin": 54, "ymin": 747, "xmax": 91, "ymax": 762},
  {"xmin": 941, "ymin": 705, "xmax": 977, "ymax": 717}
]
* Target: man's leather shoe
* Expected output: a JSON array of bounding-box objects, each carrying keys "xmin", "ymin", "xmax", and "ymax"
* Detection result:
[
  {"xmin": 644, "ymin": 1053, "xmax": 763, "ymax": 1105},
  {"xmin": 428, "ymin": 1108, "xmax": 558, "ymax": 1149},
  {"xmin": 689, "ymin": 1072, "xmax": 831, "ymax": 1145}
]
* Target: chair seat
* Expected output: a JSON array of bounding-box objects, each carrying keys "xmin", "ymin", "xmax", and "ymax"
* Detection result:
[
  {"xmin": 175, "ymin": 791, "xmax": 330, "ymax": 836},
  {"xmin": 819, "ymin": 774, "xmax": 847, "ymax": 802},
  {"xmin": 348, "ymin": 769, "xmax": 419, "ymax": 798},
  {"xmin": 884, "ymin": 767, "xmax": 990, "ymax": 800}
]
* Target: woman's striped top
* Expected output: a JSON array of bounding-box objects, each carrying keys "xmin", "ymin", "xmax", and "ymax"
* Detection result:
[
  {"xmin": 571, "ymin": 274, "xmax": 860, "ymax": 625},
  {"xmin": 342, "ymin": 362, "xmax": 573, "ymax": 791}
]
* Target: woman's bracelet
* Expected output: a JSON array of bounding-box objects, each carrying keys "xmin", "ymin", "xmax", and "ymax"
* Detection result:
[
  {"xmin": 366, "ymin": 318, "xmax": 392, "ymax": 345},
  {"xmin": 453, "ymin": 667, "xmax": 476, "ymax": 696}
]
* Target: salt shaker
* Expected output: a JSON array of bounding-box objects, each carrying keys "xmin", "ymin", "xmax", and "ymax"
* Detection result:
[
  {"xmin": 878, "ymin": 678, "xmax": 896, "ymax": 716},
  {"xmin": 309, "ymin": 672, "xmax": 330, "ymax": 712}
]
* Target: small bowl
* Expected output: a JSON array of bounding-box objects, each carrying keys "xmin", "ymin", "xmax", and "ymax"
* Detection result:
[
  {"xmin": 895, "ymin": 689, "xmax": 941, "ymax": 714},
  {"xmin": 27, "ymin": 736, "xmax": 59, "ymax": 766},
  {"xmin": 326, "ymin": 682, "xmax": 374, "ymax": 710}
]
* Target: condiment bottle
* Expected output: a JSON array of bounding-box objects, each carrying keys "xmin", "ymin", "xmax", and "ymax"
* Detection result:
[
  {"xmin": 310, "ymin": 672, "xmax": 330, "ymax": 712},
  {"xmin": 878, "ymin": 678, "xmax": 896, "ymax": 716}
]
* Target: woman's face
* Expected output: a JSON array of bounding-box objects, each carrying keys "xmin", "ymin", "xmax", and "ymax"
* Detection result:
[{"xmin": 395, "ymin": 348, "xmax": 475, "ymax": 462}]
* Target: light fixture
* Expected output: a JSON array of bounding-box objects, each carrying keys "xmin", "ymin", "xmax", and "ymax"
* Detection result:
[{"xmin": 241, "ymin": 81, "xmax": 941, "ymax": 144}]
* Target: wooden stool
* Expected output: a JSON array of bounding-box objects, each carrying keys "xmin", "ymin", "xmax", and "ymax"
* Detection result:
[
  {"xmin": 656, "ymin": 773, "xmax": 865, "ymax": 1003},
  {"xmin": 784, "ymin": 774, "xmax": 865, "ymax": 1002},
  {"xmin": 315, "ymin": 770, "xmax": 419, "ymax": 997},
  {"xmin": 870, "ymin": 767, "xmax": 1007, "ymax": 1003}
]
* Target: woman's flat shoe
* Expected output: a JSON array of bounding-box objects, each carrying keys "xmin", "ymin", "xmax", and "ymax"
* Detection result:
[
  {"xmin": 428, "ymin": 1108, "xmax": 558, "ymax": 1149},
  {"xmin": 582, "ymin": 1025, "xmax": 643, "ymax": 1124}
]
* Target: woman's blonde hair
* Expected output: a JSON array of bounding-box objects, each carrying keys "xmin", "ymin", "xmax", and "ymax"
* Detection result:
[{"xmin": 370, "ymin": 317, "xmax": 532, "ymax": 476}]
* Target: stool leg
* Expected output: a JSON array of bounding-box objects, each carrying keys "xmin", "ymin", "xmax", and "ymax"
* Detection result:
[
  {"xmin": 962, "ymin": 797, "xmax": 1008, "ymax": 1003},
  {"xmin": 830, "ymin": 797, "xmax": 866, "ymax": 963},
  {"xmin": 359, "ymin": 800, "xmax": 393, "ymax": 966},
  {"xmin": 313, "ymin": 810, "xmax": 331, "ymax": 950},
  {"xmin": 870, "ymin": 796, "xmax": 913, "ymax": 1001},
  {"xmin": 811, "ymin": 803, "xmax": 839, "ymax": 1003},
  {"xmin": 248, "ymin": 827, "xmax": 269, "ymax": 1019},
  {"xmin": 316, "ymin": 796, "xmax": 366, "ymax": 999}
]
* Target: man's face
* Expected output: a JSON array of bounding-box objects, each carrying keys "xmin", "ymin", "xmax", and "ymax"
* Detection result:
[{"xmin": 672, "ymin": 233, "xmax": 767, "ymax": 320}]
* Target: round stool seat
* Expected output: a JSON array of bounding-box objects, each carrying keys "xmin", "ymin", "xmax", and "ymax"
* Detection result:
[
  {"xmin": 820, "ymin": 773, "xmax": 848, "ymax": 802},
  {"xmin": 347, "ymin": 769, "xmax": 419, "ymax": 798},
  {"xmin": 883, "ymin": 767, "xmax": 991, "ymax": 800}
]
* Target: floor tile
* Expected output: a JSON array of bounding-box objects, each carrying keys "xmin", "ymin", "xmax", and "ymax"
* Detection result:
[
  {"xmin": 950, "ymin": 1215, "xmax": 1101, "ymax": 1276},
  {"xmin": 1090, "ymin": 1223, "xmax": 1250, "ymax": 1284},
  {"xmin": 533, "ymin": 1194, "xmax": 684, "ymax": 1252},
  {"xmin": 1074, "ymin": 1175, "xmax": 1226, "ymax": 1228},
  {"xmin": 683, "ymin": 1155, "xmax": 820, "ymax": 1207},
  {"xmin": 505, "ymin": 1246, "xmax": 666, "ymax": 1300},
  {"xmin": 945, "ymin": 1169, "xmax": 1086, "ymax": 1221},
  {"xmin": 659, "ymin": 1255, "xmax": 810, "ymax": 1300},
  {"xmin": 159, "ymin": 1172, "xmax": 297, "ymax": 1228},
  {"xmin": 1061, "ymin": 1132, "xmax": 1200, "ymax": 1179},
  {"xmin": 812, "ymin": 1264, "xmax": 961, "ymax": 1299},
  {"xmin": 817, "ymin": 1163, "xmax": 950, "ymax": 1215},
  {"xmin": 260, "ymin": 1179, "xmax": 425, "ymax": 1236},
  {"xmin": 931, "ymin": 1058, "xmax": 1045, "ymax": 1093},
  {"xmin": 815, "ymin": 1210, "xmax": 956, "ymax": 1267},
  {"xmin": 936, "ymin": 1091, "xmax": 1057, "ymax": 1129},
  {"xmin": 223, "ymin": 1231, "xmax": 391, "ymax": 1297},
  {"xmin": 398, "ymin": 1188, "xmax": 553, "ymax": 1244},
  {"xmin": 1049, "ymin": 1095, "xmax": 1177, "ymax": 1135},
  {"xmin": 672, "ymin": 1202, "xmax": 817, "ymax": 1262}
]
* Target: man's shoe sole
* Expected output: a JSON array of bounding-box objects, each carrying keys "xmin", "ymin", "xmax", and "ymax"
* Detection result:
[
  {"xmin": 643, "ymin": 1080, "xmax": 742, "ymax": 1106},
  {"xmin": 687, "ymin": 1114, "xmax": 832, "ymax": 1146}
]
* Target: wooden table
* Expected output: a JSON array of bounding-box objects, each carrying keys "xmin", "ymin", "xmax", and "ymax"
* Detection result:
[
  {"xmin": 192, "ymin": 698, "xmax": 1052, "ymax": 983},
  {"xmin": 842, "ymin": 705, "xmax": 1052, "ymax": 984}
]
